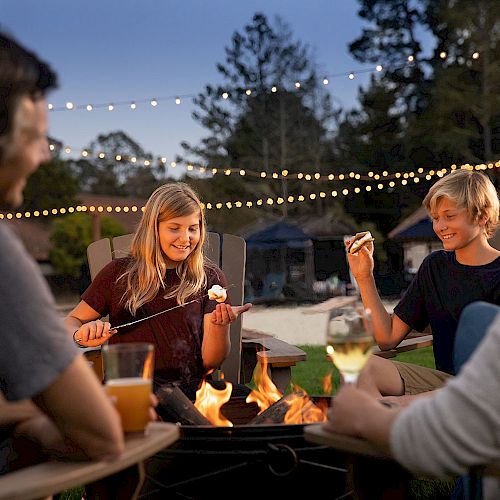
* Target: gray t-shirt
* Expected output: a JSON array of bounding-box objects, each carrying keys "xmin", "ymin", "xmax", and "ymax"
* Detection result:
[
  {"xmin": 390, "ymin": 313, "xmax": 500, "ymax": 499},
  {"xmin": 0, "ymin": 223, "xmax": 78, "ymax": 401}
]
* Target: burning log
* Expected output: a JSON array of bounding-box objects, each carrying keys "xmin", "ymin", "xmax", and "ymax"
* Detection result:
[
  {"xmin": 156, "ymin": 384, "xmax": 211, "ymax": 425},
  {"xmin": 247, "ymin": 394, "xmax": 296, "ymax": 425}
]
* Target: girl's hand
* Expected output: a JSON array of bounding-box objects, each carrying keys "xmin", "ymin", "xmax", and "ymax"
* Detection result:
[
  {"xmin": 345, "ymin": 238, "xmax": 375, "ymax": 280},
  {"xmin": 73, "ymin": 320, "xmax": 117, "ymax": 347},
  {"xmin": 210, "ymin": 303, "xmax": 252, "ymax": 326}
]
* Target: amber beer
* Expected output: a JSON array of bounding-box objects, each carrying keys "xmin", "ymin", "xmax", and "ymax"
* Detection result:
[
  {"xmin": 105, "ymin": 377, "xmax": 152, "ymax": 432},
  {"xmin": 102, "ymin": 342, "xmax": 154, "ymax": 433}
]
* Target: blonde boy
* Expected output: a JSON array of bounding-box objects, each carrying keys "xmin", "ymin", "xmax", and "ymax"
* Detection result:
[{"xmin": 349, "ymin": 169, "xmax": 500, "ymax": 405}]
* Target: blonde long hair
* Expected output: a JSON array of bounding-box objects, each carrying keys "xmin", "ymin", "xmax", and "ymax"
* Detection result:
[{"xmin": 120, "ymin": 183, "xmax": 207, "ymax": 315}]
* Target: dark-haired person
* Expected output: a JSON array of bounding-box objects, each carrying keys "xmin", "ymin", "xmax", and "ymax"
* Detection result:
[{"xmin": 0, "ymin": 31, "xmax": 123, "ymax": 473}]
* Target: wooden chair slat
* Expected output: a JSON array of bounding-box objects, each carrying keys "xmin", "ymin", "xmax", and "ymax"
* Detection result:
[
  {"xmin": 219, "ymin": 233, "xmax": 246, "ymax": 383},
  {"xmin": 87, "ymin": 238, "xmax": 112, "ymax": 281}
]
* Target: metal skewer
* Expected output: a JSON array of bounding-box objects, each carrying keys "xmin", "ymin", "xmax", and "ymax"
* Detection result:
[
  {"xmin": 74, "ymin": 284, "xmax": 233, "ymax": 343},
  {"xmin": 111, "ymin": 295, "xmax": 206, "ymax": 331}
]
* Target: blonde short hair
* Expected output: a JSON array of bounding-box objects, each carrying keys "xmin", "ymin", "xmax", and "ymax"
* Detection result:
[{"xmin": 423, "ymin": 169, "xmax": 499, "ymax": 237}]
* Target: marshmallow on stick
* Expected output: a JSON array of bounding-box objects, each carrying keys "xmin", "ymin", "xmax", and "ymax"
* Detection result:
[
  {"xmin": 208, "ymin": 284, "xmax": 227, "ymax": 303},
  {"xmin": 347, "ymin": 231, "xmax": 374, "ymax": 255}
]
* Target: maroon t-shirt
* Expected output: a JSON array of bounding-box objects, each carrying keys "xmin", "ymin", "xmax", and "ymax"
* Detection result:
[{"xmin": 82, "ymin": 258, "xmax": 229, "ymax": 385}]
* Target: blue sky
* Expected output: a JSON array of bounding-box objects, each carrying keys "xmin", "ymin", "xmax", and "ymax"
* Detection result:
[{"xmin": 2, "ymin": 0, "xmax": 393, "ymax": 163}]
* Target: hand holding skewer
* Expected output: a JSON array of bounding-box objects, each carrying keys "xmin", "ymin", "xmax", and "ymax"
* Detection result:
[
  {"xmin": 73, "ymin": 320, "xmax": 118, "ymax": 348},
  {"xmin": 73, "ymin": 285, "xmax": 252, "ymax": 347}
]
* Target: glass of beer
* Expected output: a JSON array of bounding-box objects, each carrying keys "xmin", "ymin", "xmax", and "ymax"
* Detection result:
[
  {"xmin": 325, "ymin": 304, "xmax": 373, "ymax": 385},
  {"xmin": 103, "ymin": 342, "xmax": 154, "ymax": 433}
]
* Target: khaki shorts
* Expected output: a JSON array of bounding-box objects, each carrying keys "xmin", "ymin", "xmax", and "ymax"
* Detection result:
[{"xmin": 392, "ymin": 361, "xmax": 452, "ymax": 395}]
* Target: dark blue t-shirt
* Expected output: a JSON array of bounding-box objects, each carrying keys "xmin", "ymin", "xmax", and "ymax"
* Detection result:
[{"xmin": 394, "ymin": 250, "xmax": 500, "ymax": 375}]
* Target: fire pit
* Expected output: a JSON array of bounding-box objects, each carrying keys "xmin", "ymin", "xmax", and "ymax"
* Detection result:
[{"xmin": 141, "ymin": 395, "xmax": 351, "ymax": 499}]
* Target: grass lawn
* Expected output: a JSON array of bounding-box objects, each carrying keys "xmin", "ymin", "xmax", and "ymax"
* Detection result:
[{"xmin": 290, "ymin": 345, "xmax": 436, "ymax": 395}]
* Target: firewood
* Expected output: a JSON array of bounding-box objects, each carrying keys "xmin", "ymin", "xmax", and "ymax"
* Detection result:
[
  {"xmin": 155, "ymin": 384, "xmax": 211, "ymax": 425},
  {"xmin": 247, "ymin": 394, "xmax": 295, "ymax": 425}
]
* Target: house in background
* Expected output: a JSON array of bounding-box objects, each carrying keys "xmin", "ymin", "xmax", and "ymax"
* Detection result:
[
  {"xmin": 240, "ymin": 215, "xmax": 357, "ymax": 302},
  {"xmin": 3, "ymin": 193, "xmax": 147, "ymax": 296}
]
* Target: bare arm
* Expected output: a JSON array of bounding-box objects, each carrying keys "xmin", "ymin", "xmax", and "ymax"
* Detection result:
[
  {"xmin": 0, "ymin": 395, "xmax": 42, "ymax": 431},
  {"xmin": 64, "ymin": 300, "xmax": 117, "ymax": 348},
  {"xmin": 31, "ymin": 355, "xmax": 124, "ymax": 461},
  {"xmin": 346, "ymin": 240, "xmax": 411, "ymax": 349},
  {"xmin": 202, "ymin": 303, "xmax": 252, "ymax": 371}
]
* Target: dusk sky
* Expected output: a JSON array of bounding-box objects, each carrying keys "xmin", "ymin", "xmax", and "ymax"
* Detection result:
[{"xmin": 1, "ymin": 1, "xmax": 431, "ymax": 165}]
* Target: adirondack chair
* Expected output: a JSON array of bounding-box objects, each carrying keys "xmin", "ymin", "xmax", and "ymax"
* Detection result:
[
  {"xmin": 86, "ymin": 232, "xmax": 306, "ymax": 392},
  {"xmin": 0, "ymin": 422, "xmax": 179, "ymax": 500}
]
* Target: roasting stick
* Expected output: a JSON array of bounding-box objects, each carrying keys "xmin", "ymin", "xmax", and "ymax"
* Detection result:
[{"xmin": 74, "ymin": 285, "xmax": 232, "ymax": 343}]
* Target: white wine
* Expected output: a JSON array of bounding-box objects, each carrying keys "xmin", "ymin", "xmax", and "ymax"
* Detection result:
[{"xmin": 326, "ymin": 335, "xmax": 373, "ymax": 384}]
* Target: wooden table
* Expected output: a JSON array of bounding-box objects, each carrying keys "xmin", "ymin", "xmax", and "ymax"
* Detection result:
[
  {"xmin": 305, "ymin": 424, "xmax": 500, "ymax": 499},
  {"xmin": 0, "ymin": 422, "xmax": 179, "ymax": 500}
]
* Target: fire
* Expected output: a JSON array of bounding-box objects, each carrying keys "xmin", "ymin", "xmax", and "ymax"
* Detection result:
[
  {"xmin": 323, "ymin": 371, "xmax": 333, "ymax": 395},
  {"xmin": 193, "ymin": 358, "xmax": 329, "ymax": 426},
  {"xmin": 283, "ymin": 385, "xmax": 327, "ymax": 424},
  {"xmin": 194, "ymin": 379, "xmax": 233, "ymax": 427},
  {"xmin": 246, "ymin": 358, "xmax": 327, "ymax": 424},
  {"xmin": 246, "ymin": 357, "xmax": 283, "ymax": 414}
]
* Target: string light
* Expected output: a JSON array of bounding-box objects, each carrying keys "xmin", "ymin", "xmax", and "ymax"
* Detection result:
[
  {"xmin": 48, "ymin": 54, "xmax": 481, "ymax": 115},
  {"xmin": 0, "ymin": 178, "xmax": 415, "ymax": 220}
]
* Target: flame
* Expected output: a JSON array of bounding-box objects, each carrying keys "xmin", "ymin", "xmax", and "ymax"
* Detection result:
[
  {"xmin": 283, "ymin": 385, "xmax": 327, "ymax": 424},
  {"xmin": 323, "ymin": 371, "xmax": 333, "ymax": 395},
  {"xmin": 246, "ymin": 357, "xmax": 283, "ymax": 414},
  {"xmin": 194, "ymin": 379, "xmax": 233, "ymax": 427}
]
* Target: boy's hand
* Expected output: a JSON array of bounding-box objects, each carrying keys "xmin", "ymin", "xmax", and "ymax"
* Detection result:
[{"xmin": 345, "ymin": 238, "xmax": 374, "ymax": 280}]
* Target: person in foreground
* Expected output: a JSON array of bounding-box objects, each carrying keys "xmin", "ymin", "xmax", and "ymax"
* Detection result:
[
  {"xmin": 349, "ymin": 169, "xmax": 500, "ymax": 405},
  {"xmin": 0, "ymin": 32, "xmax": 123, "ymax": 473},
  {"xmin": 326, "ymin": 301, "xmax": 500, "ymax": 500},
  {"xmin": 65, "ymin": 182, "xmax": 252, "ymax": 393}
]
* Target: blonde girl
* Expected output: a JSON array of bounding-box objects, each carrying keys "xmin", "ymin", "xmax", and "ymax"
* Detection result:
[{"xmin": 65, "ymin": 183, "xmax": 251, "ymax": 386}]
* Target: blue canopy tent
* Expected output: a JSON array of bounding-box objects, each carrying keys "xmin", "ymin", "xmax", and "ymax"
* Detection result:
[{"xmin": 245, "ymin": 221, "xmax": 314, "ymax": 301}]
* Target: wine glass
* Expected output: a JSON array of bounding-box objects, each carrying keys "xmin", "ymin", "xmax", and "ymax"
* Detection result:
[{"xmin": 325, "ymin": 303, "xmax": 373, "ymax": 385}]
